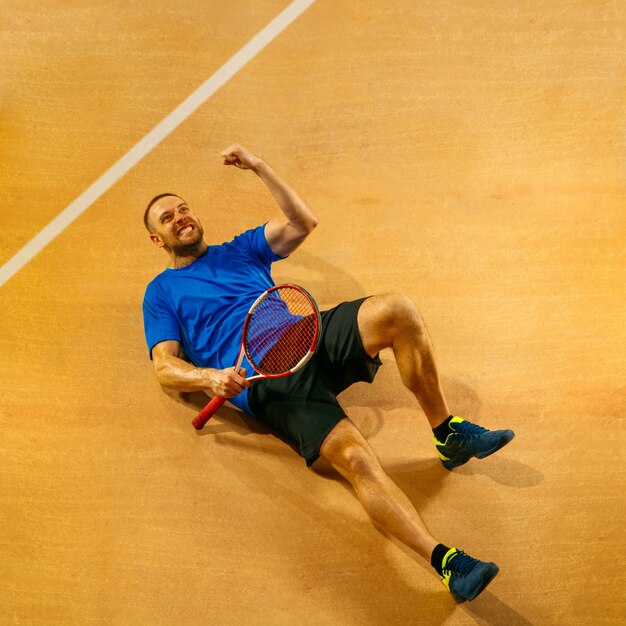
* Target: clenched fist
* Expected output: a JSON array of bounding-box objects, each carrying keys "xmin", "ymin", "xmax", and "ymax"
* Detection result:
[{"xmin": 220, "ymin": 144, "xmax": 263, "ymax": 171}]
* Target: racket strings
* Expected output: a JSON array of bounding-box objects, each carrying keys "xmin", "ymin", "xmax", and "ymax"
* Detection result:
[
  {"xmin": 245, "ymin": 287, "xmax": 318, "ymax": 375},
  {"xmin": 260, "ymin": 315, "xmax": 317, "ymax": 373}
]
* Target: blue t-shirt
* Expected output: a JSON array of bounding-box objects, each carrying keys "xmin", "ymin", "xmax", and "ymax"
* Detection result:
[{"xmin": 142, "ymin": 224, "xmax": 283, "ymax": 414}]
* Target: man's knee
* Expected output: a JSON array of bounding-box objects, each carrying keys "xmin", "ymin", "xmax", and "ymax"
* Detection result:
[
  {"xmin": 320, "ymin": 421, "xmax": 381, "ymax": 481},
  {"xmin": 341, "ymin": 443, "xmax": 380, "ymax": 479},
  {"xmin": 382, "ymin": 293, "xmax": 423, "ymax": 329},
  {"xmin": 358, "ymin": 293, "xmax": 425, "ymax": 354}
]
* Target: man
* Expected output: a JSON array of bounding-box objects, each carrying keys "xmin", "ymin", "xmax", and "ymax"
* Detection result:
[{"xmin": 142, "ymin": 144, "xmax": 514, "ymax": 603}]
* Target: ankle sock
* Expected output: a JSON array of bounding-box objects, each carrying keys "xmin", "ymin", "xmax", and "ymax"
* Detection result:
[
  {"xmin": 432, "ymin": 415, "xmax": 455, "ymax": 442},
  {"xmin": 431, "ymin": 543, "xmax": 451, "ymax": 576}
]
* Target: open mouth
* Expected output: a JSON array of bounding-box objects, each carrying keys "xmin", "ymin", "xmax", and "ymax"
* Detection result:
[{"xmin": 177, "ymin": 224, "xmax": 194, "ymax": 236}]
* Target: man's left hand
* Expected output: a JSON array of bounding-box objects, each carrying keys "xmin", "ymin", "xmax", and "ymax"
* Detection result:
[{"xmin": 221, "ymin": 144, "xmax": 263, "ymax": 171}]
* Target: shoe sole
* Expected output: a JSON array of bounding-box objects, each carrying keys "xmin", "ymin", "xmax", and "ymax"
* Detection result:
[
  {"xmin": 441, "ymin": 431, "xmax": 515, "ymax": 470},
  {"xmin": 453, "ymin": 563, "xmax": 500, "ymax": 604}
]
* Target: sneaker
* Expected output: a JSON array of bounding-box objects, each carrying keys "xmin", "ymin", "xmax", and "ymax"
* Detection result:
[
  {"xmin": 434, "ymin": 416, "xmax": 515, "ymax": 469},
  {"xmin": 441, "ymin": 547, "xmax": 499, "ymax": 603}
]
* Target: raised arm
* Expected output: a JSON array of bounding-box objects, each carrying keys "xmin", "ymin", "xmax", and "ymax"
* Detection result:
[
  {"xmin": 152, "ymin": 340, "xmax": 249, "ymax": 398},
  {"xmin": 221, "ymin": 144, "xmax": 318, "ymax": 257}
]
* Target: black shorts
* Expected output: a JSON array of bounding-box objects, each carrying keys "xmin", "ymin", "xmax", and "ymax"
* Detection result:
[{"xmin": 248, "ymin": 297, "xmax": 382, "ymax": 466}]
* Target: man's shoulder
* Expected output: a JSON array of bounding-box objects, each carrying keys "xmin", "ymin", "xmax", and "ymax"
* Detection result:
[
  {"xmin": 223, "ymin": 224, "xmax": 281, "ymax": 264},
  {"xmin": 143, "ymin": 270, "xmax": 169, "ymax": 300},
  {"xmin": 225, "ymin": 224, "xmax": 267, "ymax": 245}
]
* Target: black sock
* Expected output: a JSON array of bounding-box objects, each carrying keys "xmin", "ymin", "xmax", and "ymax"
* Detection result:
[
  {"xmin": 431, "ymin": 543, "xmax": 451, "ymax": 576},
  {"xmin": 432, "ymin": 415, "xmax": 455, "ymax": 442}
]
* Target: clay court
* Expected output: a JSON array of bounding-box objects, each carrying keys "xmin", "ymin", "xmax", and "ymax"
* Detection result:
[{"xmin": 1, "ymin": 1, "xmax": 624, "ymax": 624}]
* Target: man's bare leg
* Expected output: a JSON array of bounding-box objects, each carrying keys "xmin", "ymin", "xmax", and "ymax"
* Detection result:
[
  {"xmin": 319, "ymin": 418, "xmax": 438, "ymax": 561},
  {"xmin": 357, "ymin": 294, "xmax": 450, "ymax": 428},
  {"xmin": 317, "ymin": 295, "xmax": 505, "ymax": 602},
  {"xmin": 356, "ymin": 293, "xmax": 515, "ymax": 471},
  {"xmin": 319, "ymin": 417, "xmax": 501, "ymax": 603}
]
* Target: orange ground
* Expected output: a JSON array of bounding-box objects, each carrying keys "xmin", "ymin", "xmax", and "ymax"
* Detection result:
[{"xmin": 1, "ymin": 1, "xmax": 624, "ymax": 624}]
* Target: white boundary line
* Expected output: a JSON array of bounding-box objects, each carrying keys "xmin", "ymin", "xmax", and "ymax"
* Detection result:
[{"xmin": 0, "ymin": 0, "xmax": 317, "ymax": 288}]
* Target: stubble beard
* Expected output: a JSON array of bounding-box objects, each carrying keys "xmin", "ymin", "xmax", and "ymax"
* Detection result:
[{"xmin": 171, "ymin": 223, "xmax": 205, "ymax": 256}]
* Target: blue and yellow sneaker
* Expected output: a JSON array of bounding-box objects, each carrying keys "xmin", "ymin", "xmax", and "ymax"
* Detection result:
[
  {"xmin": 441, "ymin": 547, "xmax": 499, "ymax": 603},
  {"xmin": 434, "ymin": 416, "xmax": 515, "ymax": 469}
]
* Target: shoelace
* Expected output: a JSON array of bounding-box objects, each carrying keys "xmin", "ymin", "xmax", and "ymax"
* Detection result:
[
  {"xmin": 453, "ymin": 420, "xmax": 488, "ymax": 440},
  {"xmin": 442, "ymin": 550, "xmax": 477, "ymax": 577}
]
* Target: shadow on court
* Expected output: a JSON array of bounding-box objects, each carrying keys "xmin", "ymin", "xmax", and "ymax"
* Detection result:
[
  {"xmin": 454, "ymin": 456, "xmax": 544, "ymax": 489},
  {"xmin": 463, "ymin": 590, "xmax": 536, "ymax": 625}
]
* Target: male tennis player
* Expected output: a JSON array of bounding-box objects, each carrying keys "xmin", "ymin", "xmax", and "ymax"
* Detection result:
[{"xmin": 142, "ymin": 144, "xmax": 514, "ymax": 603}]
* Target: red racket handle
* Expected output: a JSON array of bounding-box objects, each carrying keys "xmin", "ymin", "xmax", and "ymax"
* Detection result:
[{"xmin": 192, "ymin": 395, "xmax": 227, "ymax": 430}]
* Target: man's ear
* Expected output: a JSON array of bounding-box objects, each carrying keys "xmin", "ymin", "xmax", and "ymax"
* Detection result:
[{"xmin": 149, "ymin": 233, "xmax": 165, "ymax": 248}]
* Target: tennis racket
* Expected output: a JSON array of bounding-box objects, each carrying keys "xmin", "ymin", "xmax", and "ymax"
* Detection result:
[{"xmin": 192, "ymin": 283, "xmax": 321, "ymax": 430}]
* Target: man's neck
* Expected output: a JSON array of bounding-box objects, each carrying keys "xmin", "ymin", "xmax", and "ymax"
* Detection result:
[{"xmin": 170, "ymin": 241, "xmax": 208, "ymax": 269}]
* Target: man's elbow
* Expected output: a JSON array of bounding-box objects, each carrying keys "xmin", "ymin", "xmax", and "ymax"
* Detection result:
[
  {"xmin": 293, "ymin": 216, "xmax": 317, "ymax": 247},
  {"xmin": 153, "ymin": 360, "xmax": 171, "ymax": 388},
  {"xmin": 154, "ymin": 365, "xmax": 186, "ymax": 400},
  {"xmin": 301, "ymin": 209, "xmax": 318, "ymax": 233}
]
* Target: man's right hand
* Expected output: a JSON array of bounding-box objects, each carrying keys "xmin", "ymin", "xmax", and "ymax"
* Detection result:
[{"xmin": 207, "ymin": 367, "xmax": 250, "ymax": 398}]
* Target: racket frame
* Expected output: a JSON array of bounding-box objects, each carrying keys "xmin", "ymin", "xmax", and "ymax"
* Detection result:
[{"xmin": 241, "ymin": 283, "xmax": 320, "ymax": 380}]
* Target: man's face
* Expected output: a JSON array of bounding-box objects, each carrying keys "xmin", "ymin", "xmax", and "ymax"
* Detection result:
[{"xmin": 148, "ymin": 195, "xmax": 204, "ymax": 254}]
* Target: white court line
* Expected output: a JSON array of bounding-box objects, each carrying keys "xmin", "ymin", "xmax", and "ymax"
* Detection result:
[{"xmin": 0, "ymin": 0, "xmax": 317, "ymax": 288}]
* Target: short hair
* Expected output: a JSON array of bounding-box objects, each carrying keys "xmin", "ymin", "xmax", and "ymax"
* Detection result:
[{"xmin": 143, "ymin": 193, "xmax": 183, "ymax": 232}]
